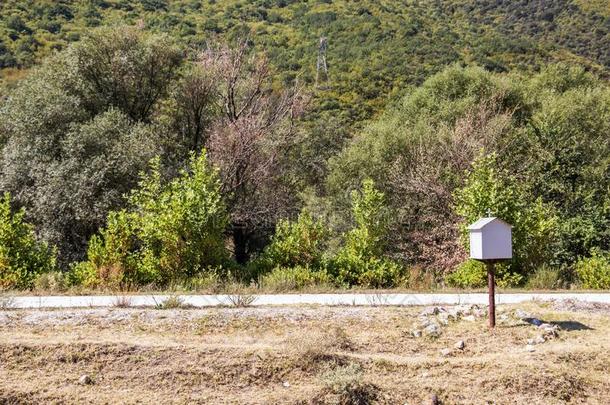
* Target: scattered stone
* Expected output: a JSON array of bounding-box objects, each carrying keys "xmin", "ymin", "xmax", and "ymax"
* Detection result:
[
  {"xmin": 525, "ymin": 345, "xmax": 535, "ymax": 352},
  {"xmin": 282, "ymin": 381, "xmax": 290, "ymax": 388},
  {"xmin": 420, "ymin": 306, "xmax": 440, "ymax": 316},
  {"xmin": 463, "ymin": 315, "xmax": 476, "ymax": 322},
  {"xmin": 499, "ymin": 314, "xmax": 509, "ymax": 321},
  {"xmin": 423, "ymin": 323, "xmax": 441, "ymax": 337},
  {"xmin": 515, "ymin": 309, "xmax": 532, "ymax": 320},
  {"xmin": 454, "ymin": 340, "xmax": 465, "ymax": 350},
  {"xmin": 437, "ymin": 312, "xmax": 450, "ymax": 325},
  {"xmin": 431, "ymin": 393, "xmax": 440, "ymax": 405},
  {"xmin": 78, "ymin": 375, "xmax": 92, "ymax": 385},
  {"xmin": 534, "ymin": 335, "xmax": 546, "ymax": 344},
  {"xmin": 539, "ymin": 323, "xmax": 560, "ymax": 338},
  {"xmin": 412, "ymin": 329, "xmax": 422, "ymax": 338},
  {"xmin": 527, "ymin": 338, "xmax": 535, "ymax": 345},
  {"xmin": 440, "ymin": 348, "xmax": 452, "ymax": 356}
]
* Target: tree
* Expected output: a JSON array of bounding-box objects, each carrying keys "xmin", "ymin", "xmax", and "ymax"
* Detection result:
[
  {"xmin": 0, "ymin": 27, "xmax": 182, "ymax": 265},
  {"xmin": 199, "ymin": 40, "xmax": 307, "ymax": 263}
]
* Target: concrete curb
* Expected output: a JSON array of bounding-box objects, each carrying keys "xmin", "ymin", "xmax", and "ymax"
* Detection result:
[{"xmin": 3, "ymin": 293, "xmax": 610, "ymax": 309}]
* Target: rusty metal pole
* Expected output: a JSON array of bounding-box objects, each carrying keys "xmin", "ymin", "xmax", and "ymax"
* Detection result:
[{"xmin": 487, "ymin": 261, "xmax": 496, "ymax": 328}]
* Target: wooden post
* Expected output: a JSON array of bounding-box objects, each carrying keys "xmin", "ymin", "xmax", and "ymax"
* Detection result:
[{"xmin": 487, "ymin": 261, "xmax": 496, "ymax": 328}]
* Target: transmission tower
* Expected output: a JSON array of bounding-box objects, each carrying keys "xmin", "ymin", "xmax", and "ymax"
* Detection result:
[{"xmin": 315, "ymin": 37, "xmax": 329, "ymax": 89}]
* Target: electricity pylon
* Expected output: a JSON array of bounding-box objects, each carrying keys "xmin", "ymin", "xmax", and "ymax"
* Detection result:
[{"xmin": 315, "ymin": 37, "xmax": 329, "ymax": 89}]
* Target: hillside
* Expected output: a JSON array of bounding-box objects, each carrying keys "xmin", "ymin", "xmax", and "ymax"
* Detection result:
[{"xmin": 1, "ymin": 0, "xmax": 609, "ymax": 122}]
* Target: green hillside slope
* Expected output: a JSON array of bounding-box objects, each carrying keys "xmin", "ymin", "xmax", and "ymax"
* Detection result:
[{"xmin": 1, "ymin": 0, "xmax": 608, "ymax": 122}]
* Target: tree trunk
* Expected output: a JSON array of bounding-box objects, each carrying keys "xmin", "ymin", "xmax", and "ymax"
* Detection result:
[{"xmin": 233, "ymin": 224, "xmax": 249, "ymax": 265}]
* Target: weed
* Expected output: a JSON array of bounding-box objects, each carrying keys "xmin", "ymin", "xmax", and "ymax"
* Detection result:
[
  {"xmin": 113, "ymin": 295, "xmax": 132, "ymax": 308},
  {"xmin": 0, "ymin": 296, "xmax": 15, "ymax": 310},
  {"xmin": 318, "ymin": 362, "xmax": 379, "ymax": 404},
  {"xmin": 155, "ymin": 295, "xmax": 189, "ymax": 309}
]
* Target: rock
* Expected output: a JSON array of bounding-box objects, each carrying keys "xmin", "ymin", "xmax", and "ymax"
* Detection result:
[
  {"xmin": 431, "ymin": 393, "xmax": 440, "ymax": 405},
  {"xmin": 499, "ymin": 314, "xmax": 509, "ymax": 321},
  {"xmin": 534, "ymin": 335, "xmax": 546, "ymax": 344},
  {"xmin": 539, "ymin": 323, "xmax": 559, "ymax": 338},
  {"xmin": 454, "ymin": 340, "xmax": 465, "ymax": 350},
  {"xmin": 412, "ymin": 329, "xmax": 422, "ymax": 338},
  {"xmin": 525, "ymin": 345, "xmax": 535, "ymax": 352},
  {"xmin": 437, "ymin": 312, "xmax": 450, "ymax": 325},
  {"xmin": 463, "ymin": 315, "xmax": 476, "ymax": 322},
  {"xmin": 527, "ymin": 338, "xmax": 535, "ymax": 345},
  {"xmin": 423, "ymin": 323, "xmax": 441, "ymax": 337},
  {"xmin": 78, "ymin": 375, "xmax": 92, "ymax": 385},
  {"xmin": 515, "ymin": 309, "xmax": 531, "ymax": 320},
  {"xmin": 440, "ymin": 348, "xmax": 452, "ymax": 357},
  {"xmin": 282, "ymin": 381, "xmax": 290, "ymax": 388},
  {"xmin": 420, "ymin": 306, "xmax": 440, "ymax": 316}
]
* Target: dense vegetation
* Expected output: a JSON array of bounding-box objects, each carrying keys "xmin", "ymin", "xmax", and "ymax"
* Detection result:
[{"xmin": 0, "ymin": 2, "xmax": 609, "ymax": 291}]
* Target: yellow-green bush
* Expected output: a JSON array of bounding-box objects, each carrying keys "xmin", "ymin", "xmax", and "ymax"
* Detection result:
[
  {"xmin": 575, "ymin": 251, "xmax": 610, "ymax": 289},
  {"xmin": 0, "ymin": 193, "xmax": 56, "ymax": 289},
  {"xmin": 259, "ymin": 266, "xmax": 332, "ymax": 292}
]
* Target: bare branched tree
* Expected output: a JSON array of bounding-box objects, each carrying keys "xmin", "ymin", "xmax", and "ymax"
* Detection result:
[
  {"xmin": 387, "ymin": 98, "xmax": 514, "ymax": 272},
  {"xmin": 198, "ymin": 41, "xmax": 308, "ymax": 263}
]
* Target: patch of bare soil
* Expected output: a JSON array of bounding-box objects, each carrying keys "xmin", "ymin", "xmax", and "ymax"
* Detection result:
[{"xmin": 0, "ymin": 303, "xmax": 608, "ymax": 404}]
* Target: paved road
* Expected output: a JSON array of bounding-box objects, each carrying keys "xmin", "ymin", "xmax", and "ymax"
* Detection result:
[{"xmin": 3, "ymin": 293, "xmax": 610, "ymax": 309}]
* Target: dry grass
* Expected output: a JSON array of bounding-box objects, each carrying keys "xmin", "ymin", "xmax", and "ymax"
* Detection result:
[{"xmin": 0, "ymin": 302, "xmax": 609, "ymax": 404}]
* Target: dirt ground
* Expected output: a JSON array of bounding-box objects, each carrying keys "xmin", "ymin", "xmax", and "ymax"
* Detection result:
[{"xmin": 0, "ymin": 300, "xmax": 609, "ymax": 404}]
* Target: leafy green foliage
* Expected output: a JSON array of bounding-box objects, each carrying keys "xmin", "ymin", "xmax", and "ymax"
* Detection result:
[
  {"xmin": 575, "ymin": 250, "xmax": 610, "ymax": 289},
  {"xmin": 0, "ymin": 193, "xmax": 56, "ymax": 289},
  {"xmin": 0, "ymin": 27, "xmax": 180, "ymax": 265},
  {"xmin": 526, "ymin": 265, "xmax": 563, "ymax": 290},
  {"xmin": 445, "ymin": 259, "xmax": 524, "ymax": 289},
  {"xmin": 329, "ymin": 180, "xmax": 402, "ymax": 288},
  {"xmin": 257, "ymin": 211, "xmax": 328, "ymax": 272},
  {"xmin": 130, "ymin": 152, "xmax": 229, "ymax": 283},
  {"xmin": 454, "ymin": 152, "xmax": 558, "ymax": 275},
  {"xmin": 77, "ymin": 151, "xmax": 230, "ymax": 287}
]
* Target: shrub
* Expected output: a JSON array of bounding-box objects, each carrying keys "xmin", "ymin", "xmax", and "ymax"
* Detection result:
[
  {"xmin": 318, "ymin": 363, "xmax": 379, "ymax": 404},
  {"xmin": 330, "ymin": 180, "xmax": 403, "ymax": 287},
  {"xmin": 34, "ymin": 271, "xmax": 67, "ymax": 292},
  {"xmin": 259, "ymin": 266, "xmax": 332, "ymax": 292},
  {"xmin": 446, "ymin": 259, "xmax": 523, "ymax": 288},
  {"xmin": 575, "ymin": 250, "xmax": 610, "ymax": 289},
  {"xmin": 0, "ymin": 193, "xmax": 56, "ymax": 289},
  {"xmin": 76, "ymin": 151, "xmax": 230, "ymax": 288},
  {"xmin": 445, "ymin": 260, "xmax": 486, "ymax": 288},
  {"xmin": 131, "ymin": 152, "xmax": 229, "ymax": 283},
  {"xmin": 454, "ymin": 152, "xmax": 558, "ymax": 275},
  {"xmin": 256, "ymin": 211, "xmax": 328, "ymax": 272},
  {"xmin": 526, "ymin": 265, "xmax": 563, "ymax": 290}
]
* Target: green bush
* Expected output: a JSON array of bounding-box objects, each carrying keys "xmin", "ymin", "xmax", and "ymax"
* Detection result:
[
  {"xmin": 256, "ymin": 210, "xmax": 328, "ymax": 272},
  {"xmin": 330, "ymin": 180, "xmax": 403, "ymax": 288},
  {"xmin": 454, "ymin": 152, "xmax": 558, "ymax": 275},
  {"xmin": 575, "ymin": 250, "xmax": 610, "ymax": 289},
  {"xmin": 0, "ymin": 193, "xmax": 56, "ymax": 289},
  {"xmin": 76, "ymin": 151, "xmax": 230, "ymax": 288},
  {"xmin": 259, "ymin": 266, "xmax": 332, "ymax": 292},
  {"xmin": 446, "ymin": 259, "xmax": 523, "ymax": 289}
]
